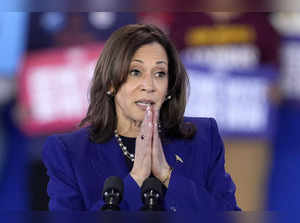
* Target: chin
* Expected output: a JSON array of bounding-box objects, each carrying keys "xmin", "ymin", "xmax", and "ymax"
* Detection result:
[
  {"xmin": 135, "ymin": 110, "xmax": 148, "ymax": 120},
  {"xmin": 131, "ymin": 114, "xmax": 145, "ymax": 122}
]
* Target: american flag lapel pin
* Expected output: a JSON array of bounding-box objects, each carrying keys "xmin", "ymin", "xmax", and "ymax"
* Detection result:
[{"xmin": 175, "ymin": 154, "xmax": 184, "ymax": 163}]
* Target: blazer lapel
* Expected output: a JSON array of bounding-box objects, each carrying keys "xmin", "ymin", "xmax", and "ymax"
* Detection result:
[
  {"xmin": 163, "ymin": 140, "xmax": 185, "ymax": 169},
  {"xmin": 92, "ymin": 137, "xmax": 129, "ymax": 180}
]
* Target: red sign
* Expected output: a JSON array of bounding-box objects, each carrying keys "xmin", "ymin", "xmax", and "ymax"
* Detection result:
[{"xmin": 18, "ymin": 42, "xmax": 104, "ymax": 136}]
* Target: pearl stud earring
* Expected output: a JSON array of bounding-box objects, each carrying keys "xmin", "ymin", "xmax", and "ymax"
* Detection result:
[{"xmin": 165, "ymin": 95, "xmax": 172, "ymax": 101}]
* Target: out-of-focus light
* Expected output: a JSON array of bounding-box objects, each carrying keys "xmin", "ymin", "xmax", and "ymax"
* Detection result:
[
  {"xmin": 40, "ymin": 12, "xmax": 66, "ymax": 33},
  {"xmin": 88, "ymin": 12, "xmax": 116, "ymax": 30},
  {"xmin": 271, "ymin": 13, "xmax": 300, "ymax": 35}
]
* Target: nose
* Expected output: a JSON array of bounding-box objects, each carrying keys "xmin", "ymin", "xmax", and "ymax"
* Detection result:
[{"xmin": 140, "ymin": 74, "xmax": 155, "ymax": 93}]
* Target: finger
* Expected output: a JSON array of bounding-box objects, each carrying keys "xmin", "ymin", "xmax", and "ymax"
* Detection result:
[
  {"xmin": 144, "ymin": 105, "xmax": 153, "ymax": 138},
  {"xmin": 153, "ymin": 107, "xmax": 159, "ymax": 125},
  {"xmin": 145, "ymin": 105, "xmax": 153, "ymax": 150},
  {"xmin": 152, "ymin": 112, "xmax": 161, "ymax": 163},
  {"xmin": 137, "ymin": 105, "xmax": 153, "ymax": 154},
  {"xmin": 139, "ymin": 105, "xmax": 152, "ymax": 133},
  {"xmin": 152, "ymin": 109, "xmax": 160, "ymax": 145},
  {"xmin": 152, "ymin": 109, "xmax": 167, "ymax": 163}
]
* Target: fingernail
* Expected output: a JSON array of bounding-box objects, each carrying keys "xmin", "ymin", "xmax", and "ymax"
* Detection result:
[{"xmin": 147, "ymin": 106, "xmax": 151, "ymax": 115}]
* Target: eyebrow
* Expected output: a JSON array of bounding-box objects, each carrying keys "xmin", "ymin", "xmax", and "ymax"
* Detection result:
[{"xmin": 132, "ymin": 59, "xmax": 168, "ymax": 65}]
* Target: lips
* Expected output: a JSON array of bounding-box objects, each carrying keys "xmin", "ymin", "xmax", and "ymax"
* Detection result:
[{"xmin": 135, "ymin": 99, "xmax": 155, "ymax": 110}]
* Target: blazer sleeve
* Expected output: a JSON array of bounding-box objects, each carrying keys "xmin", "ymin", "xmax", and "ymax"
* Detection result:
[
  {"xmin": 43, "ymin": 135, "xmax": 107, "ymax": 211},
  {"xmin": 205, "ymin": 118, "xmax": 241, "ymax": 210},
  {"xmin": 164, "ymin": 118, "xmax": 241, "ymax": 211}
]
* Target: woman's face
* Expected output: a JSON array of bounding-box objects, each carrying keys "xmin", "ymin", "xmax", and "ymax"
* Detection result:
[{"xmin": 114, "ymin": 42, "xmax": 169, "ymax": 125}]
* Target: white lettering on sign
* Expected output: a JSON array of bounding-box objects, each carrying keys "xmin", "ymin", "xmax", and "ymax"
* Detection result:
[
  {"xmin": 28, "ymin": 60, "xmax": 96, "ymax": 123},
  {"xmin": 185, "ymin": 70, "xmax": 269, "ymax": 134},
  {"xmin": 181, "ymin": 44, "xmax": 259, "ymax": 70}
]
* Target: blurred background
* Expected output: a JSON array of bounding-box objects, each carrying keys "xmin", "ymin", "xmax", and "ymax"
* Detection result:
[{"xmin": 0, "ymin": 12, "xmax": 300, "ymax": 211}]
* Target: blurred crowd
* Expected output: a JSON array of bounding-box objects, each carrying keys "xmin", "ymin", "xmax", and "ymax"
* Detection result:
[{"xmin": 0, "ymin": 12, "xmax": 300, "ymax": 211}]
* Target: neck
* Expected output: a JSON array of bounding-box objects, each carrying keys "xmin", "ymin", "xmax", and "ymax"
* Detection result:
[{"xmin": 117, "ymin": 119, "xmax": 142, "ymax": 138}]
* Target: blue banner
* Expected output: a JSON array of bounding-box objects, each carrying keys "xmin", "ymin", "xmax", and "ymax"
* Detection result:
[
  {"xmin": 184, "ymin": 63, "xmax": 278, "ymax": 139},
  {"xmin": 0, "ymin": 12, "xmax": 28, "ymax": 76}
]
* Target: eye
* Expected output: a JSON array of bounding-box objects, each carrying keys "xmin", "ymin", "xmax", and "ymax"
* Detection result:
[
  {"xmin": 129, "ymin": 69, "xmax": 141, "ymax": 76},
  {"xmin": 155, "ymin": 71, "xmax": 167, "ymax": 78}
]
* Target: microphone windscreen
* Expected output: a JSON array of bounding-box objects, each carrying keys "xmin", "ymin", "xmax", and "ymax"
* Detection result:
[
  {"xmin": 141, "ymin": 177, "xmax": 163, "ymax": 198},
  {"xmin": 102, "ymin": 176, "xmax": 124, "ymax": 197}
]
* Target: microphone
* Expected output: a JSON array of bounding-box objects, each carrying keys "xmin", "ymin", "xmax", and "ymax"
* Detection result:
[
  {"xmin": 101, "ymin": 176, "xmax": 124, "ymax": 211},
  {"xmin": 141, "ymin": 177, "xmax": 164, "ymax": 211}
]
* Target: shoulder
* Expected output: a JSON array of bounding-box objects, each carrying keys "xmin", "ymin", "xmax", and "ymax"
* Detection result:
[
  {"xmin": 44, "ymin": 127, "xmax": 91, "ymax": 151},
  {"xmin": 183, "ymin": 116, "xmax": 212, "ymax": 125},
  {"xmin": 180, "ymin": 117, "xmax": 223, "ymax": 154},
  {"xmin": 171, "ymin": 117, "xmax": 224, "ymax": 179},
  {"xmin": 42, "ymin": 127, "xmax": 100, "ymax": 164},
  {"xmin": 182, "ymin": 117, "xmax": 225, "ymax": 164},
  {"xmin": 42, "ymin": 127, "xmax": 110, "ymax": 174},
  {"xmin": 183, "ymin": 116, "xmax": 219, "ymax": 138}
]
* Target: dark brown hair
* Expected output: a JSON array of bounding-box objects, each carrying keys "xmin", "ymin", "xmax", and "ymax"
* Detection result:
[{"xmin": 80, "ymin": 24, "xmax": 196, "ymax": 143}]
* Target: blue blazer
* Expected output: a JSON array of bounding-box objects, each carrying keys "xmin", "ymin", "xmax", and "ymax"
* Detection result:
[{"xmin": 43, "ymin": 117, "xmax": 240, "ymax": 211}]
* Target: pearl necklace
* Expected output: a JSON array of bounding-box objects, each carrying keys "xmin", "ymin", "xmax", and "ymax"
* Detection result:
[{"xmin": 114, "ymin": 130, "xmax": 135, "ymax": 162}]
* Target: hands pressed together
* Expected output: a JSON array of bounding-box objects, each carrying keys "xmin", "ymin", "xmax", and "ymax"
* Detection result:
[{"xmin": 130, "ymin": 106, "xmax": 172, "ymax": 188}]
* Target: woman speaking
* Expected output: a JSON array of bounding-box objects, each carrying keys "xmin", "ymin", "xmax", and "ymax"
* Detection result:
[{"xmin": 43, "ymin": 24, "xmax": 240, "ymax": 211}]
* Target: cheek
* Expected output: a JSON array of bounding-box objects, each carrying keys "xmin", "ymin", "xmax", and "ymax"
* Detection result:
[
  {"xmin": 115, "ymin": 90, "xmax": 126, "ymax": 107},
  {"xmin": 115, "ymin": 88, "xmax": 133, "ymax": 108},
  {"xmin": 158, "ymin": 83, "xmax": 168, "ymax": 104},
  {"xmin": 161, "ymin": 81, "xmax": 168, "ymax": 97}
]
